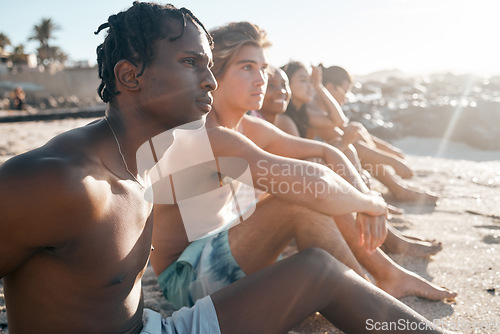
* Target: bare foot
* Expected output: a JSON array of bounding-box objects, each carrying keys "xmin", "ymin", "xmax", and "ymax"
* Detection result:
[
  {"xmin": 378, "ymin": 143, "xmax": 406, "ymax": 159},
  {"xmin": 391, "ymin": 158, "xmax": 414, "ymax": 179},
  {"xmin": 393, "ymin": 187, "xmax": 438, "ymax": 205},
  {"xmin": 382, "ymin": 233, "xmax": 443, "ymax": 258},
  {"xmin": 387, "ymin": 204, "xmax": 404, "ymax": 215},
  {"xmin": 391, "ymin": 149, "xmax": 405, "ymax": 160},
  {"xmin": 377, "ymin": 267, "xmax": 457, "ymax": 301}
]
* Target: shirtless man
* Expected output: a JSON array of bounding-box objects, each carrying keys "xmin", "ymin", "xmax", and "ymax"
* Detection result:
[
  {"xmin": 0, "ymin": 3, "xmax": 450, "ymax": 334},
  {"xmin": 151, "ymin": 20, "xmax": 455, "ymax": 319}
]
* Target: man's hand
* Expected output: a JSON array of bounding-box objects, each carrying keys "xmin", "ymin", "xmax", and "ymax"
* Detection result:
[
  {"xmin": 355, "ymin": 192, "xmax": 388, "ymax": 253},
  {"xmin": 355, "ymin": 212, "xmax": 388, "ymax": 254},
  {"xmin": 364, "ymin": 191, "xmax": 388, "ymax": 217}
]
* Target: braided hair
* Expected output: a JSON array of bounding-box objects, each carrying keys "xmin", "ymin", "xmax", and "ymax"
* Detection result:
[
  {"xmin": 281, "ymin": 61, "xmax": 310, "ymax": 138},
  {"xmin": 94, "ymin": 1, "xmax": 212, "ymax": 103}
]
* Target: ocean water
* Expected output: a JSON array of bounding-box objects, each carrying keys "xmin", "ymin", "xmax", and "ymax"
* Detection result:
[
  {"xmin": 393, "ymin": 136, "xmax": 500, "ymax": 162},
  {"xmin": 346, "ymin": 72, "xmax": 500, "ymax": 151}
]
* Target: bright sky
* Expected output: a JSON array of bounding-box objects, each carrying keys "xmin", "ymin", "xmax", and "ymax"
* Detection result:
[{"xmin": 1, "ymin": 0, "xmax": 499, "ymax": 76}]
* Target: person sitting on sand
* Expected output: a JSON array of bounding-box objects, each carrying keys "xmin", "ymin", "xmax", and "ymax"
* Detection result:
[
  {"xmin": 9, "ymin": 86, "xmax": 26, "ymax": 111},
  {"xmin": 0, "ymin": 3, "xmax": 452, "ymax": 334},
  {"xmin": 151, "ymin": 21, "xmax": 456, "ymax": 320},
  {"xmin": 258, "ymin": 66, "xmax": 443, "ymax": 258},
  {"xmin": 319, "ymin": 65, "xmax": 406, "ymax": 158},
  {"xmin": 281, "ymin": 61, "xmax": 439, "ymax": 204}
]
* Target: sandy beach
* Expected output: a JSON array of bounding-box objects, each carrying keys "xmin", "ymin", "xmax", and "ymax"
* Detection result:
[{"xmin": 1, "ymin": 118, "xmax": 499, "ymax": 333}]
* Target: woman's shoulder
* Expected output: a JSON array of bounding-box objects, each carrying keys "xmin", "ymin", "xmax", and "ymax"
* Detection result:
[{"xmin": 275, "ymin": 114, "xmax": 300, "ymax": 137}]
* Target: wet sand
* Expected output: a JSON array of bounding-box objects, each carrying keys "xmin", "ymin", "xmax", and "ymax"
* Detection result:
[{"xmin": 1, "ymin": 118, "xmax": 499, "ymax": 333}]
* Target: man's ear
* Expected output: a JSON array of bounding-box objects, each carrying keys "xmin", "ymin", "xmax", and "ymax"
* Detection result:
[{"xmin": 114, "ymin": 60, "xmax": 141, "ymax": 92}]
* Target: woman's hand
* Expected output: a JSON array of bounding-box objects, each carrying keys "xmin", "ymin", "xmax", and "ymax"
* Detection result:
[{"xmin": 311, "ymin": 65, "xmax": 323, "ymax": 90}]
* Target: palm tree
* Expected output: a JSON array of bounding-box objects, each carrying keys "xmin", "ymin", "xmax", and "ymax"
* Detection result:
[
  {"xmin": 37, "ymin": 45, "xmax": 67, "ymax": 64},
  {"xmin": 10, "ymin": 44, "xmax": 27, "ymax": 64},
  {"xmin": 0, "ymin": 32, "xmax": 11, "ymax": 53},
  {"xmin": 29, "ymin": 18, "xmax": 62, "ymax": 65}
]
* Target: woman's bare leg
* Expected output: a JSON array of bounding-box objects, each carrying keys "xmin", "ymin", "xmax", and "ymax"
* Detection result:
[
  {"xmin": 368, "ymin": 163, "xmax": 438, "ymax": 204},
  {"xmin": 355, "ymin": 141, "xmax": 414, "ymax": 179},
  {"xmin": 382, "ymin": 224, "xmax": 442, "ymax": 258},
  {"xmin": 372, "ymin": 135, "xmax": 406, "ymax": 159}
]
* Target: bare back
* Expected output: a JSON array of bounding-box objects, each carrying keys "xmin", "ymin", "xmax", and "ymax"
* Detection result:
[{"xmin": 0, "ymin": 120, "xmax": 152, "ymax": 333}]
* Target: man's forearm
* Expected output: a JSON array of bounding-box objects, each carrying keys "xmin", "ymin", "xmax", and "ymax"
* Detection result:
[
  {"xmin": 313, "ymin": 170, "xmax": 386, "ymax": 217},
  {"xmin": 315, "ymin": 84, "xmax": 349, "ymax": 127}
]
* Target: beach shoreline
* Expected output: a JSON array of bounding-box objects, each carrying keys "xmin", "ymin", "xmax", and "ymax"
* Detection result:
[{"xmin": 1, "ymin": 118, "xmax": 499, "ymax": 333}]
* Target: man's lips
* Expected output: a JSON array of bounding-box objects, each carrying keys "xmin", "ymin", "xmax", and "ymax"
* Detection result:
[
  {"xmin": 251, "ymin": 90, "xmax": 265, "ymax": 97},
  {"xmin": 196, "ymin": 96, "xmax": 213, "ymax": 112}
]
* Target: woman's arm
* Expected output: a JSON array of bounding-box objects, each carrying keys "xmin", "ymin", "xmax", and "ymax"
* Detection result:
[{"xmin": 310, "ymin": 66, "xmax": 349, "ymax": 127}]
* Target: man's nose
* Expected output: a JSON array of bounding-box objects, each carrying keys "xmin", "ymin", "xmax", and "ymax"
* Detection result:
[{"xmin": 202, "ymin": 69, "xmax": 217, "ymax": 91}]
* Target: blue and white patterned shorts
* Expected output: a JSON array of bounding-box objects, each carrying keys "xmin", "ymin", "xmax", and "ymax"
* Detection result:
[{"xmin": 157, "ymin": 230, "xmax": 246, "ymax": 309}]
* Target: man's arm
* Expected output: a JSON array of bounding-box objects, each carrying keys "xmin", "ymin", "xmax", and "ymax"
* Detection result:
[
  {"xmin": 207, "ymin": 126, "xmax": 386, "ymax": 217},
  {"xmin": 244, "ymin": 115, "xmax": 369, "ymax": 193},
  {"xmin": 238, "ymin": 116, "xmax": 388, "ymax": 252},
  {"xmin": 0, "ymin": 150, "xmax": 90, "ymax": 278}
]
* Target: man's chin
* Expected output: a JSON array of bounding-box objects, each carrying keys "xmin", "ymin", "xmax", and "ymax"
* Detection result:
[{"xmin": 174, "ymin": 114, "xmax": 207, "ymax": 129}]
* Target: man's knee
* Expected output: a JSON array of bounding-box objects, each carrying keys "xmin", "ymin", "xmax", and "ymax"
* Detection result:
[
  {"xmin": 255, "ymin": 197, "xmax": 335, "ymax": 235},
  {"xmin": 296, "ymin": 248, "xmax": 345, "ymax": 276}
]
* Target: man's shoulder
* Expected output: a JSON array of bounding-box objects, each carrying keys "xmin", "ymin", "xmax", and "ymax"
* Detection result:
[
  {"xmin": 206, "ymin": 123, "xmax": 246, "ymax": 141},
  {"xmin": 0, "ymin": 125, "xmax": 101, "ymax": 203},
  {"xmin": 241, "ymin": 114, "xmax": 291, "ymax": 149},
  {"xmin": 242, "ymin": 113, "xmax": 269, "ymax": 127},
  {"xmin": 0, "ymin": 124, "xmax": 112, "ymax": 272},
  {"xmin": 205, "ymin": 123, "xmax": 263, "ymax": 158},
  {"xmin": 242, "ymin": 114, "xmax": 280, "ymax": 136}
]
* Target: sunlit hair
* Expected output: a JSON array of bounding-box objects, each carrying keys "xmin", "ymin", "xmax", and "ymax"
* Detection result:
[
  {"xmin": 210, "ymin": 21, "xmax": 271, "ymax": 79},
  {"xmin": 322, "ymin": 65, "xmax": 352, "ymax": 87},
  {"xmin": 94, "ymin": 1, "xmax": 212, "ymax": 103}
]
